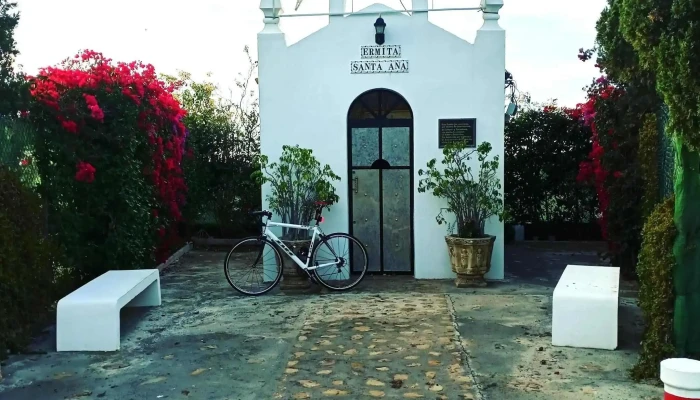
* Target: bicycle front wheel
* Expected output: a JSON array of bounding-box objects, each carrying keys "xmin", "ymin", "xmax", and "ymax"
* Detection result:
[
  {"xmin": 311, "ymin": 233, "xmax": 368, "ymax": 291},
  {"xmin": 224, "ymin": 236, "xmax": 283, "ymax": 296}
]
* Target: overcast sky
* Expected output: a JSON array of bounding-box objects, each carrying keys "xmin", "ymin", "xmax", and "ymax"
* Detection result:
[{"xmin": 13, "ymin": 0, "xmax": 607, "ymax": 107}]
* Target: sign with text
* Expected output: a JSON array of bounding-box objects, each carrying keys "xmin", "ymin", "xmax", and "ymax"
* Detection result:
[
  {"xmin": 360, "ymin": 45, "xmax": 401, "ymax": 59},
  {"xmin": 351, "ymin": 45, "xmax": 409, "ymax": 74},
  {"xmin": 438, "ymin": 118, "xmax": 476, "ymax": 148},
  {"xmin": 351, "ymin": 60, "xmax": 409, "ymax": 74}
]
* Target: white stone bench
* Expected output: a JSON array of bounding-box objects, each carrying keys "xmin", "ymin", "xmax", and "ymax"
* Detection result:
[
  {"xmin": 57, "ymin": 269, "xmax": 161, "ymax": 352},
  {"xmin": 552, "ymin": 265, "xmax": 620, "ymax": 350}
]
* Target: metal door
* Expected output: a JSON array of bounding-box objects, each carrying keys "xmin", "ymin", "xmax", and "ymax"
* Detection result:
[
  {"xmin": 351, "ymin": 169, "xmax": 381, "ymax": 272},
  {"xmin": 349, "ymin": 126, "xmax": 411, "ymax": 273}
]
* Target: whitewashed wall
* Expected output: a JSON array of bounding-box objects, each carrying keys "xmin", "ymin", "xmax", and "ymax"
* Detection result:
[{"xmin": 257, "ymin": 0, "xmax": 506, "ymax": 280}]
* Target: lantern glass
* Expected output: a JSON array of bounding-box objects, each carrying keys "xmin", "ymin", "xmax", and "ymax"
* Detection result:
[{"xmin": 374, "ymin": 17, "xmax": 386, "ymax": 34}]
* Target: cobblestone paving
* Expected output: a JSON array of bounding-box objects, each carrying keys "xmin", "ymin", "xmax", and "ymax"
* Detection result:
[{"xmin": 274, "ymin": 293, "xmax": 478, "ymax": 399}]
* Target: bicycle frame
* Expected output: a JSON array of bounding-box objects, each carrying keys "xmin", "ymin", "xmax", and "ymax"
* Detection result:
[{"xmin": 263, "ymin": 221, "xmax": 339, "ymax": 271}]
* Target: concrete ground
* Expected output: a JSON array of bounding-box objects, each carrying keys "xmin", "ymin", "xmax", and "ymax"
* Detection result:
[{"xmin": 0, "ymin": 242, "xmax": 662, "ymax": 399}]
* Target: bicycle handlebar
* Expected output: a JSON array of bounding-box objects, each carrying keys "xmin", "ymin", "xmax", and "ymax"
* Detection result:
[
  {"xmin": 249, "ymin": 210, "xmax": 272, "ymax": 218},
  {"xmin": 249, "ymin": 201, "xmax": 330, "ymax": 222}
]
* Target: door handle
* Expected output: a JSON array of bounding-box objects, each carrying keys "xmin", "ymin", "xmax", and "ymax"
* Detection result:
[{"xmin": 352, "ymin": 176, "xmax": 359, "ymax": 194}]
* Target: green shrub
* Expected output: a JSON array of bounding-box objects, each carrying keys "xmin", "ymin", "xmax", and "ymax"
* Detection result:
[
  {"xmin": 638, "ymin": 113, "xmax": 659, "ymax": 219},
  {"xmin": 631, "ymin": 195, "xmax": 676, "ymax": 381},
  {"xmin": 165, "ymin": 70, "xmax": 261, "ymax": 238},
  {"xmin": 0, "ymin": 167, "xmax": 65, "ymax": 357},
  {"xmin": 505, "ymin": 107, "xmax": 597, "ymax": 224}
]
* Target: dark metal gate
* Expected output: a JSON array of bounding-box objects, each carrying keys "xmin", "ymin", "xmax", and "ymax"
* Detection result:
[{"xmin": 347, "ymin": 89, "xmax": 413, "ymax": 274}]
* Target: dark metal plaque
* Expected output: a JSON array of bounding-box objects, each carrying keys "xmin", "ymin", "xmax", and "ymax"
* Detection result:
[{"xmin": 438, "ymin": 118, "xmax": 476, "ymax": 148}]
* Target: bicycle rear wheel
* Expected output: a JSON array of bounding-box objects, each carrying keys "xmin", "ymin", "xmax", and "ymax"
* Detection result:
[
  {"xmin": 311, "ymin": 233, "xmax": 368, "ymax": 291},
  {"xmin": 224, "ymin": 236, "xmax": 283, "ymax": 295}
]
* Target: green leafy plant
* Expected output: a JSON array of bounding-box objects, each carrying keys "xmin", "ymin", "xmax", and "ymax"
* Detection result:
[
  {"xmin": 631, "ymin": 195, "xmax": 676, "ymax": 381},
  {"xmin": 0, "ymin": 117, "xmax": 40, "ymax": 188},
  {"xmin": 505, "ymin": 106, "xmax": 597, "ymax": 224},
  {"xmin": 0, "ymin": 167, "xmax": 68, "ymax": 358},
  {"xmin": 164, "ymin": 57, "xmax": 261, "ymax": 239},
  {"xmin": 253, "ymin": 145, "xmax": 340, "ymax": 241},
  {"xmin": 417, "ymin": 141, "xmax": 504, "ymax": 238},
  {"xmin": 0, "ymin": 0, "xmax": 25, "ymax": 116}
]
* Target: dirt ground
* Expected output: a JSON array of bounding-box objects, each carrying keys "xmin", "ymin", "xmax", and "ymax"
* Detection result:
[{"xmin": 0, "ymin": 243, "xmax": 662, "ymax": 399}]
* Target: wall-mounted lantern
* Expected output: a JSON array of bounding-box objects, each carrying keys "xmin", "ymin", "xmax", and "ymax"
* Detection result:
[{"xmin": 374, "ymin": 16, "xmax": 386, "ymax": 45}]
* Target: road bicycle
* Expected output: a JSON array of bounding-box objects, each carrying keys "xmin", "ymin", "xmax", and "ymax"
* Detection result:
[{"xmin": 224, "ymin": 201, "xmax": 369, "ymax": 295}]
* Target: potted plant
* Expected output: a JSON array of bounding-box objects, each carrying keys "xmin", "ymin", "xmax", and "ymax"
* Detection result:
[
  {"xmin": 253, "ymin": 145, "xmax": 340, "ymax": 290},
  {"xmin": 418, "ymin": 141, "xmax": 505, "ymax": 287}
]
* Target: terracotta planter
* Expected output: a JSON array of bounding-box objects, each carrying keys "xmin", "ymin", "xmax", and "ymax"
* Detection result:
[
  {"xmin": 445, "ymin": 234, "xmax": 496, "ymax": 287},
  {"xmin": 279, "ymin": 238, "xmax": 312, "ymax": 291}
]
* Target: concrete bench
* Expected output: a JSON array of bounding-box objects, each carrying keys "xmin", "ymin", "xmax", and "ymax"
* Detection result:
[
  {"xmin": 57, "ymin": 269, "xmax": 161, "ymax": 352},
  {"xmin": 552, "ymin": 265, "xmax": 620, "ymax": 350}
]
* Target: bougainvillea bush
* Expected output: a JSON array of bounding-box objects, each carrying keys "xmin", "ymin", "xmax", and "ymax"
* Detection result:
[
  {"xmin": 576, "ymin": 51, "xmax": 656, "ymax": 278},
  {"xmin": 576, "ymin": 76, "xmax": 627, "ymax": 244},
  {"xmin": 25, "ymin": 50, "xmax": 188, "ymax": 281}
]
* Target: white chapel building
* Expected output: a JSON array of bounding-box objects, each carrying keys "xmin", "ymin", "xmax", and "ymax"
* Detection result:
[{"xmin": 257, "ymin": 0, "xmax": 506, "ymax": 280}]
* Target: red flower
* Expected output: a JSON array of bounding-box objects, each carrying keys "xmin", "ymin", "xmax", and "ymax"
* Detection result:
[
  {"xmin": 89, "ymin": 105, "xmax": 105, "ymax": 121},
  {"xmin": 28, "ymin": 49, "xmax": 190, "ymax": 260},
  {"xmin": 20, "ymin": 158, "xmax": 31, "ymax": 166},
  {"xmin": 82, "ymin": 93, "xmax": 98, "ymax": 106},
  {"xmin": 75, "ymin": 161, "xmax": 96, "ymax": 183},
  {"xmin": 62, "ymin": 120, "xmax": 79, "ymax": 134},
  {"xmin": 564, "ymin": 107, "xmax": 582, "ymax": 120}
]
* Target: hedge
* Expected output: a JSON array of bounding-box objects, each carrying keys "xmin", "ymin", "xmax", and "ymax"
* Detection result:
[
  {"xmin": 0, "ymin": 167, "xmax": 68, "ymax": 357},
  {"xmin": 631, "ymin": 196, "xmax": 676, "ymax": 381}
]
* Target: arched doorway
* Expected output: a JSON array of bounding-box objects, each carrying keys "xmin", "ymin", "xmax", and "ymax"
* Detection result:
[{"xmin": 347, "ymin": 89, "xmax": 413, "ymax": 274}]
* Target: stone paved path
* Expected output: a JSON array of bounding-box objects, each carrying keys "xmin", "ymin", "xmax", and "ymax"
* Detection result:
[
  {"xmin": 273, "ymin": 293, "xmax": 478, "ymax": 399},
  {"xmin": 0, "ymin": 250, "xmax": 662, "ymax": 399}
]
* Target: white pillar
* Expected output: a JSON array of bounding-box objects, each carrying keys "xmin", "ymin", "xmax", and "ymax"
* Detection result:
[
  {"xmin": 329, "ymin": 0, "xmax": 346, "ymax": 21},
  {"xmin": 480, "ymin": 0, "xmax": 504, "ymax": 30},
  {"xmin": 661, "ymin": 358, "xmax": 700, "ymax": 399},
  {"xmin": 259, "ymin": 0, "xmax": 284, "ymax": 32},
  {"xmin": 475, "ymin": 0, "xmax": 505, "ymax": 281},
  {"xmin": 258, "ymin": 0, "xmax": 287, "ymax": 217},
  {"xmin": 413, "ymin": 0, "xmax": 428, "ymax": 20}
]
